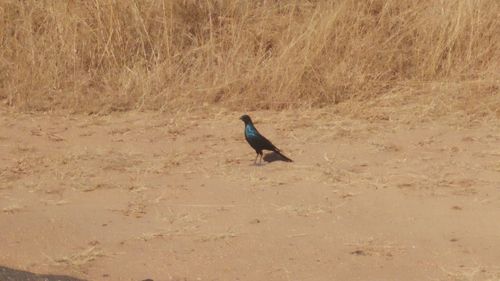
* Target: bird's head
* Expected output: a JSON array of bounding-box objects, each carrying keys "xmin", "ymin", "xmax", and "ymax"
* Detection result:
[{"xmin": 239, "ymin": 114, "xmax": 252, "ymax": 125}]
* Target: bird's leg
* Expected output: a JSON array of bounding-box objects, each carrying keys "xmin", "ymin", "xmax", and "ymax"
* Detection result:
[
  {"xmin": 254, "ymin": 153, "xmax": 259, "ymax": 164},
  {"xmin": 259, "ymin": 152, "xmax": 263, "ymax": 165}
]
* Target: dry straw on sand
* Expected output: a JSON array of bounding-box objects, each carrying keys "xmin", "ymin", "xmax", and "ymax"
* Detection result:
[{"xmin": 0, "ymin": 0, "xmax": 498, "ymax": 113}]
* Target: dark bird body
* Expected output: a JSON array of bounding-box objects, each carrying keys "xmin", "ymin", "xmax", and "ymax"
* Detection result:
[{"xmin": 240, "ymin": 115, "xmax": 293, "ymax": 164}]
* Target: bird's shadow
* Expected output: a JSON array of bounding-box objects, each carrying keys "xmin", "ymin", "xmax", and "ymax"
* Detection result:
[
  {"xmin": 0, "ymin": 265, "xmax": 86, "ymax": 281},
  {"xmin": 262, "ymin": 152, "xmax": 290, "ymax": 163}
]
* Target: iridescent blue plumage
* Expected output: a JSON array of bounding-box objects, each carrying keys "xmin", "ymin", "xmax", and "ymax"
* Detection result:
[
  {"xmin": 245, "ymin": 123, "xmax": 259, "ymax": 139},
  {"xmin": 240, "ymin": 114, "xmax": 293, "ymax": 164}
]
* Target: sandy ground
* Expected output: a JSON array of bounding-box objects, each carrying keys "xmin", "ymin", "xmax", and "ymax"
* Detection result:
[{"xmin": 0, "ymin": 106, "xmax": 499, "ymax": 281}]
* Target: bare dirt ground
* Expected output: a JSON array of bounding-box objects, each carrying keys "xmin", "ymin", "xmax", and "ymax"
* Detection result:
[{"xmin": 1, "ymin": 104, "xmax": 499, "ymax": 281}]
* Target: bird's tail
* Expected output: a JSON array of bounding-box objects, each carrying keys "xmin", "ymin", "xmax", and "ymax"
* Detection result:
[{"xmin": 275, "ymin": 150, "xmax": 293, "ymax": 162}]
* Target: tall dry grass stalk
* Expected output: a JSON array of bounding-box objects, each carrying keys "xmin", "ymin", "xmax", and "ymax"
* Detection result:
[{"xmin": 0, "ymin": 0, "xmax": 498, "ymax": 113}]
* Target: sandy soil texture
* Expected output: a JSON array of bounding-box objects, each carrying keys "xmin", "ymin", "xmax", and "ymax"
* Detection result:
[{"xmin": 1, "ymin": 108, "xmax": 499, "ymax": 281}]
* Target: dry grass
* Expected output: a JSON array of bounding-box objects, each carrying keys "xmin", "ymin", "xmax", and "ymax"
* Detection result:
[
  {"xmin": 0, "ymin": 0, "xmax": 498, "ymax": 113},
  {"xmin": 47, "ymin": 246, "xmax": 105, "ymax": 267}
]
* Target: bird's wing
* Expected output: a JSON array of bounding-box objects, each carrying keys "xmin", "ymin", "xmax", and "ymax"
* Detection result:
[
  {"xmin": 258, "ymin": 134, "xmax": 279, "ymax": 151},
  {"xmin": 245, "ymin": 124, "xmax": 280, "ymax": 151}
]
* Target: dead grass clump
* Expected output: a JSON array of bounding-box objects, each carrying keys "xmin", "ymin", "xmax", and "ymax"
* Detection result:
[
  {"xmin": 2, "ymin": 203, "xmax": 25, "ymax": 214},
  {"xmin": 47, "ymin": 246, "xmax": 105, "ymax": 267},
  {"xmin": 0, "ymin": 0, "xmax": 498, "ymax": 113}
]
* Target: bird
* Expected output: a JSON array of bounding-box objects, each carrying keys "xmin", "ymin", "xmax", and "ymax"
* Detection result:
[{"xmin": 239, "ymin": 114, "xmax": 293, "ymax": 164}]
